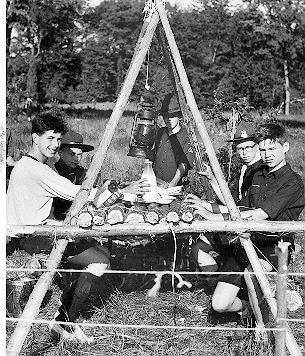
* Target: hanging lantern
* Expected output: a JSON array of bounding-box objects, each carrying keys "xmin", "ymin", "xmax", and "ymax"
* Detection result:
[{"xmin": 127, "ymin": 101, "xmax": 157, "ymax": 159}]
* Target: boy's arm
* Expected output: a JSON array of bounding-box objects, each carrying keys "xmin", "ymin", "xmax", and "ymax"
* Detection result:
[
  {"xmin": 41, "ymin": 166, "xmax": 97, "ymax": 201},
  {"xmin": 169, "ymin": 162, "xmax": 187, "ymax": 187}
]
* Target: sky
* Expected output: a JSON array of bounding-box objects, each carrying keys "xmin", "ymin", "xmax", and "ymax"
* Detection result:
[{"xmin": 88, "ymin": 0, "xmax": 244, "ymax": 10}]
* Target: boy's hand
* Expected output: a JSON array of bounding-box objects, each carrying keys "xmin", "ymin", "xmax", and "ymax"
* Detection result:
[
  {"xmin": 197, "ymin": 163, "xmax": 214, "ymax": 181},
  {"xmin": 184, "ymin": 194, "xmax": 210, "ymax": 210},
  {"xmin": 121, "ymin": 178, "xmax": 150, "ymax": 195}
]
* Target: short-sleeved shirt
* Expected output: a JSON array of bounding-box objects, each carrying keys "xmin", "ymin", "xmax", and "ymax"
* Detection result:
[
  {"xmin": 152, "ymin": 126, "xmax": 195, "ymax": 184},
  {"xmin": 53, "ymin": 159, "xmax": 86, "ymax": 220},
  {"xmin": 241, "ymin": 163, "xmax": 305, "ymax": 221}
]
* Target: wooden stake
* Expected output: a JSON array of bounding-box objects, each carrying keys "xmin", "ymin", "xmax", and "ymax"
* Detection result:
[
  {"xmin": 275, "ymin": 242, "xmax": 290, "ymax": 356},
  {"xmin": 6, "ymin": 11, "xmax": 160, "ymax": 356},
  {"xmin": 156, "ymin": 2, "xmax": 301, "ymax": 354},
  {"xmin": 156, "ymin": 25, "xmax": 214, "ymax": 201}
]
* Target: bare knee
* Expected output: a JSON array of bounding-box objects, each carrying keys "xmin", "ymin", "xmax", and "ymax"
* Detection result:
[
  {"xmin": 212, "ymin": 293, "xmax": 232, "ymax": 313},
  {"xmin": 211, "ymin": 282, "xmax": 240, "ymax": 313}
]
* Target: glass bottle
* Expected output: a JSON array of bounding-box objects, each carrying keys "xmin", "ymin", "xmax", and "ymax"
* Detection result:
[{"xmin": 141, "ymin": 159, "xmax": 157, "ymax": 203}]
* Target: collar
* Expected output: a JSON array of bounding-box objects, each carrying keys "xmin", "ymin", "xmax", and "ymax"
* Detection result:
[
  {"xmin": 260, "ymin": 163, "xmax": 290, "ymax": 178},
  {"xmin": 269, "ymin": 160, "xmax": 286, "ymax": 174},
  {"xmin": 247, "ymin": 150, "xmax": 261, "ymax": 167},
  {"xmin": 169, "ymin": 124, "xmax": 181, "ymax": 136}
]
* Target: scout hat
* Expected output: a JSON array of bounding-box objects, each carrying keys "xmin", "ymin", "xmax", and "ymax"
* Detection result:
[
  {"xmin": 61, "ymin": 130, "xmax": 94, "ymax": 152},
  {"xmin": 160, "ymin": 92, "xmax": 181, "ymax": 115},
  {"xmin": 227, "ymin": 121, "xmax": 257, "ymax": 143}
]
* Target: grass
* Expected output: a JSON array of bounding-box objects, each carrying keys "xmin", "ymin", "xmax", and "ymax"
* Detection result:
[{"xmin": 6, "ymin": 109, "xmax": 305, "ymax": 355}]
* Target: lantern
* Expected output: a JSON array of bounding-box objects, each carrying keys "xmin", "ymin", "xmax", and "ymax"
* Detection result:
[{"xmin": 127, "ymin": 101, "xmax": 157, "ymax": 159}]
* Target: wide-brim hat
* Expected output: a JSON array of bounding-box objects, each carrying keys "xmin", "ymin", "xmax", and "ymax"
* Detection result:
[
  {"xmin": 61, "ymin": 130, "xmax": 94, "ymax": 152},
  {"xmin": 227, "ymin": 121, "xmax": 257, "ymax": 143},
  {"xmin": 160, "ymin": 92, "xmax": 181, "ymax": 115}
]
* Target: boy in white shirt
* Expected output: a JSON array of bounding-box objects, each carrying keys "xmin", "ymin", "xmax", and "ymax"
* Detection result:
[{"xmin": 7, "ymin": 110, "xmax": 148, "ymax": 341}]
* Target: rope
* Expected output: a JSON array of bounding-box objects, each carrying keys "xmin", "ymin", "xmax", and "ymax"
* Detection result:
[
  {"xmin": 7, "ymin": 267, "xmax": 305, "ymax": 276},
  {"xmin": 6, "ymin": 317, "xmax": 287, "ymax": 332}
]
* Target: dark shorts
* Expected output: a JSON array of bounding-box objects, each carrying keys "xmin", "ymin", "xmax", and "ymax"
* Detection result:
[
  {"xmin": 19, "ymin": 235, "xmax": 108, "ymax": 259},
  {"xmin": 193, "ymin": 233, "xmax": 293, "ymax": 289}
]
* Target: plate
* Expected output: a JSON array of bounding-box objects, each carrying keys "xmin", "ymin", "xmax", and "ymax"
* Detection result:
[{"xmin": 156, "ymin": 196, "xmax": 176, "ymax": 205}]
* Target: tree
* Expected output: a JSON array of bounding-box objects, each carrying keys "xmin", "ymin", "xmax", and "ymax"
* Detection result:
[
  {"xmin": 7, "ymin": 0, "xmax": 84, "ymax": 110},
  {"xmin": 256, "ymin": 0, "xmax": 305, "ymax": 114}
]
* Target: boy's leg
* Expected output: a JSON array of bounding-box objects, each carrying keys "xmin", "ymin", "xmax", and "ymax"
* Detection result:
[
  {"xmin": 191, "ymin": 234, "xmax": 218, "ymax": 272},
  {"xmin": 54, "ymin": 241, "xmax": 110, "ymax": 340},
  {"xmin": 212, "ymin": 281, "xmax": 243, "ymax": 313},
  {"xmin": 212, "ymin": 255, "xmax": 249, "ymax": 315}
]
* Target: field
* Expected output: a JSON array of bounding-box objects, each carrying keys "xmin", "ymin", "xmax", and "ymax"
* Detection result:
[{"xmin": 6, "ymin": 109, "xmax": 305, "ymax": 355}]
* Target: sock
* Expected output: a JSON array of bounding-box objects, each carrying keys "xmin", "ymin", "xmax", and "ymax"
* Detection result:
[{"xmin": 68, "ymin": 272, "xmax": 99, "ymax": 321}]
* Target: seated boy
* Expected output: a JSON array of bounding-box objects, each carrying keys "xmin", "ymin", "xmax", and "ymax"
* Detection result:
[
  {"xmin": 7, "ymin": 110, "xmax": 149, "ymax": 341},
  {"xmin": 186, "ymin": 123, "xmax": 304, "ymax": 320}
]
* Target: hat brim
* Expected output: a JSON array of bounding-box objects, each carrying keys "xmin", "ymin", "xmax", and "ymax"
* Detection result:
[
  {"xmin": 61, "ymin": 143, "xmax": 94, "ymax": 152},
  {"xmin": 226, "ymin": 136, "xmax": 256, "ymax": 143}
]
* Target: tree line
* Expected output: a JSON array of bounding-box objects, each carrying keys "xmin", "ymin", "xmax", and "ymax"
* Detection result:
[{"xmin": 6, "ymin": 0, "xmax": 305, "ymax": 116}]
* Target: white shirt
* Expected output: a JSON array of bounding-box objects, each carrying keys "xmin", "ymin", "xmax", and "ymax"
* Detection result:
[
  {"xmin": 238, "ymin": 150, "xmax": 261, "ymax": 200},
  {"xmin": 7, "ymin": 156, "xmax": 95, "ymax": 226}
]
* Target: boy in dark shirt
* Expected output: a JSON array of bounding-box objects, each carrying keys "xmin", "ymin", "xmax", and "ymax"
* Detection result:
[
  {"xmin": 186, "ymin": 123, "xmax": 304, "ymax": 318},
  {"xmin": 152, "ymin": 92, "xmax": 195, "ymax": 187},
  {"xmin": 52, "ymin": 130, "xmax": 93, "ymax": 220}
]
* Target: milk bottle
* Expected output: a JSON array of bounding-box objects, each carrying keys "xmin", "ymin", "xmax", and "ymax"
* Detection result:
[{"xmin": 141, "ymin": 159, "xmax": 157, "ymax": 203}]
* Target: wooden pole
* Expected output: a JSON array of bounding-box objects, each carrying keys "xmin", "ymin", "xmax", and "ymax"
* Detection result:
[
  {"xmin": 156, "ymin": 0, "xmax": 239, "ymax": 220},
  {"xmin": 156, "ymin": 25, "xmax": 214, "ymax": 201},
  {"xmin": 156, "ymin": 2, "xmax": 301, "ymax": 354},
  {"xmin": 6, "ymin": 11, "xmax": 160, "ymax": 356},
  {"xmin": 6, "ymin": 240, "xmax": 68, "ymax": 355},
  {"xmin": 275, "ymin": 242, "xmax": 289, "ymax": 356},
  {"xmin": 8, "ymin": 220, "xmax": 305, "ymax": 239},
  {"xmin": 65, "ymin": 11, "xmax": 160, "ymax": 226}
]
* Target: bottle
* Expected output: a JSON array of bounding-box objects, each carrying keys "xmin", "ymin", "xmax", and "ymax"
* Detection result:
[
  {"xmin": 94, "ymin": 180, "xmax": 123, "ymax": 208},
  {"xmin": 141, "ymin": 159, "xmax": 157, "ymax": 203}
]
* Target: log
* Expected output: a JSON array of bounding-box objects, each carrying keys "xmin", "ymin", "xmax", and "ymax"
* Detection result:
[
  {"xmin": 180, "ymin": 211, "xmax": 194, "ymax": 223},
  {"xmin": 145, "ymin": 204, "xmax": 162, "ymax": 225},
  {"xmin": 92, "ymin": 209, "xmax": 107, "ymax": 226},
  {"xmin": 145, "ymin": 210, "xmax": 160, "ymax": 225},
  {"xmin": 180, "ymin": 200, "xmax": 194, "ymax": 223},
  {"xmin": 125, "ymin": 204, "xmax": 147, "ymax": 224},
  {"xmin": 9, "ymin": 220, "xmax": 305, "ymax": 239},
  {"xmin": 166, "ymin": 211, "xmax": 180, "ymax": 223},
  {"xmin": 107, "ymin": 203, "xmax": 126, "ymax": 225},
  {"xmin": 77, "ymin": 211, "xmax": 93, "ymax": 228}
]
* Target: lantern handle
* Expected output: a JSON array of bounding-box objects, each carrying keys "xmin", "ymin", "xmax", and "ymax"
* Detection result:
[{"xmin": 145, "ymin": 49, "xmax": 150, "ymax": 90}]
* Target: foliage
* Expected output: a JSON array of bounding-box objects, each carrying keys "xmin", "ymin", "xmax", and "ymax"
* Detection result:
[
  {"xmin": 7, "ymin": 0, "xmax": 84, "ymax": 107},
  {"xmin": 6, "ymin": 0, "xmax": 305, "ymax": 113}
]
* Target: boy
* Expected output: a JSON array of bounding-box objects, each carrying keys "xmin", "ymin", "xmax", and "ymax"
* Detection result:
[
  {"xmin": 7, "ymin": 110, "xmax": 148, "ymax": 341},
  {"xmin": 52, "ymin": 130, "xmax": 94, "ymax": 220},
  {"xmin": 152, "ymin": 92, "xmax": 195, "ymax": 187},
  {"xmin": 186, "ymin": 123, "xmax": 304, "ymax": 319},
  {"xmin": 192, "ymin": 121, "xmax": 263, "ymax": 274}
]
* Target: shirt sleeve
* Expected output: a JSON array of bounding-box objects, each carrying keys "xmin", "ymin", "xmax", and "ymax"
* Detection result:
[
  {"xmin": 257, "ymin": 180, "xmax": 304, "ymax": 220},
  {"xmin": 41, "ymin": 167, "xmax": 80, "ymax": 200}
]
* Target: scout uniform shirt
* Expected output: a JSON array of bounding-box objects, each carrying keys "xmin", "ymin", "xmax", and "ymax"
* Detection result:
[
  {"xmin": 152, "ymin": 126, "xmax": 195, "ymax": 185},
  {"xmin": 240, "ymin": 163, "xmax": 305, "ymax": 245}
]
